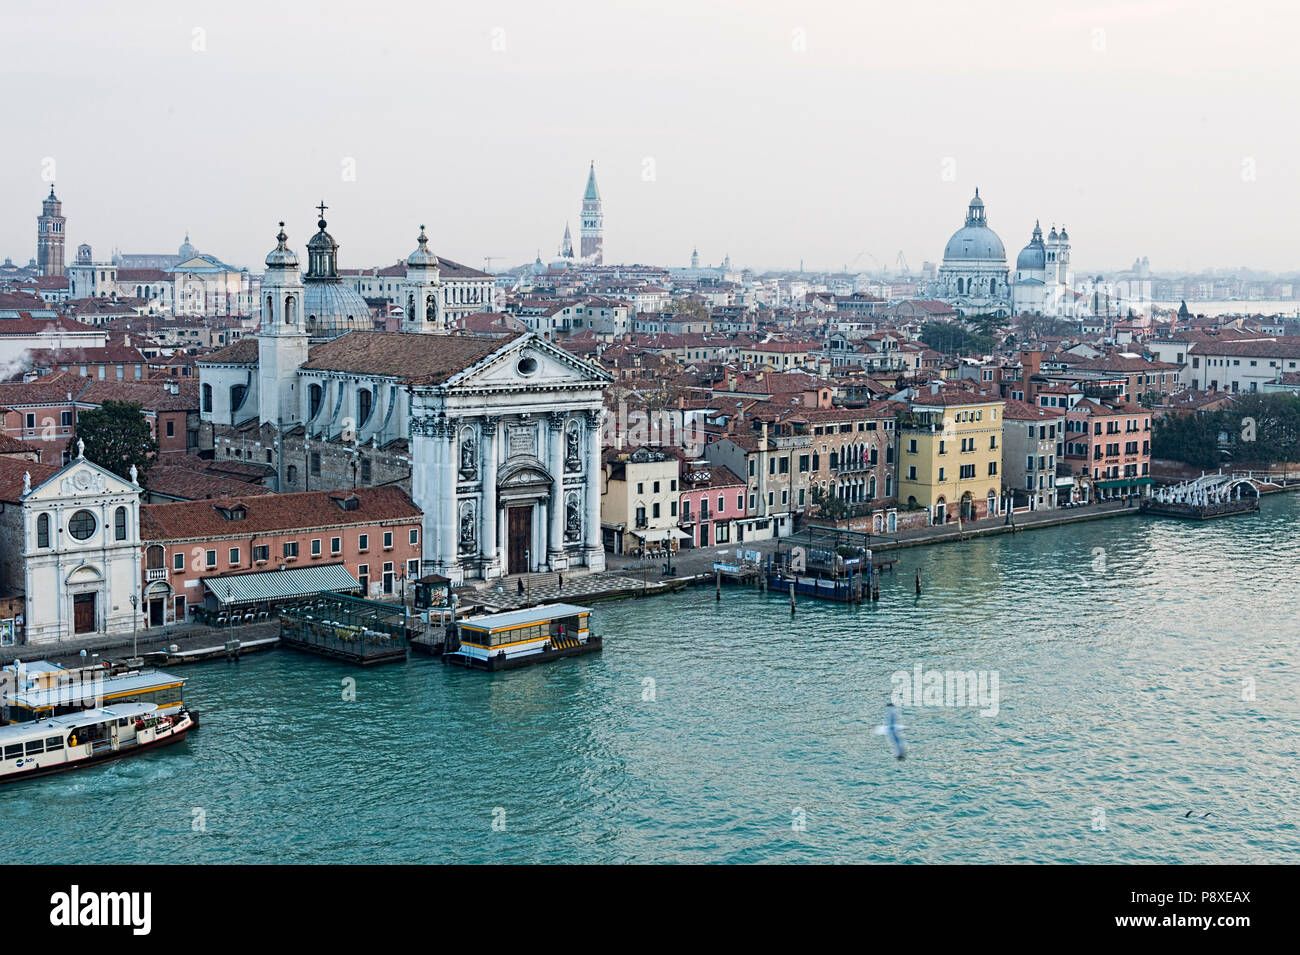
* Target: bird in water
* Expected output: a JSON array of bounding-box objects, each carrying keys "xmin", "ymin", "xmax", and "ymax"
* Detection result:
[
  {"xmin": 1183, "ymin": 810, "xmax": 1213, "ymax": 819},
  {"xmin": 875, "ymin": 703, "xmax": 907, "ymax": 759}
]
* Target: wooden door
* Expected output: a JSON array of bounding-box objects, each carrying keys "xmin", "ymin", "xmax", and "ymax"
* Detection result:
[
  {"xmin": 73, "ymin": 593, "xmax": 96, "ymax": 634},
  {"xmin": 508, "ymin": 506, "xmax": 532, "ymax": 575}
]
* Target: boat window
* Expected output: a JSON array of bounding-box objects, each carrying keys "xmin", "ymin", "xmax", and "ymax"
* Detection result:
[
  {"xmin": 45, "ymin": 737, "xmax": 63, "ymax": 751},
  {"xmin": 3, "ymin": 744, "xmax": 21, "ymax": 760},
  {"xmin": 25, "ymin": 739, "xmax": 45, "ymax": 756}
]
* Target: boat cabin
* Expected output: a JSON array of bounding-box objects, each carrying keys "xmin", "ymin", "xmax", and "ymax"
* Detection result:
[
  {"xmin": 446, "ymin": 603, "xmax": 600, "ymax": 670},
  {"xmin": 1, "ymin": 661, "xmax": 186, "ymax": 724}
]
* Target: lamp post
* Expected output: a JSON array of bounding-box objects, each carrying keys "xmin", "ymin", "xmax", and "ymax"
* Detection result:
[{"xmin": 129, "ymin": 593, "xmax": 139, "ymax": 663}]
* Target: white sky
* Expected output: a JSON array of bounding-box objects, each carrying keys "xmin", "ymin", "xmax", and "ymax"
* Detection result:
[{"xmin": 1, "ymin": 0, "xmax": 1294, "ymax": 275}]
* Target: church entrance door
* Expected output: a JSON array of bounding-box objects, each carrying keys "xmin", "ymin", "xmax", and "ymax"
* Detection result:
[
  {"xmin": 73, "ymin": 593, "xmax": 97, "ymax": 634},
  {"xmin": 508, "ymin": 506, "xmax": 533, "ymax": 575}
]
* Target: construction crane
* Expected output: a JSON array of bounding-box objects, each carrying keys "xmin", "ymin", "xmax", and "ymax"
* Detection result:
[
  {"xmin": 482, "ymin": 256, "xmax": 503, "ymax": 273},
  {"xmin": 895, "ymin": 251, "xmax": 911, "ymax": 276}
]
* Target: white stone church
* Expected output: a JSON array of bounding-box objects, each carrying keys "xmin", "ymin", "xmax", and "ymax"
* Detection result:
[{"xmin": 199, "ymin": 216, "xmax": 612, "ymax": 585}]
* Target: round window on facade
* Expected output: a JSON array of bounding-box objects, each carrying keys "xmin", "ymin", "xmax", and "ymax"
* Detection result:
[
  {"xmin": 68, "ymin": 510, "xmax": 97, "ymax": 541},
  {"xmin": 517, "ymin": 356, "xmax": 538, "ymax": 376}
]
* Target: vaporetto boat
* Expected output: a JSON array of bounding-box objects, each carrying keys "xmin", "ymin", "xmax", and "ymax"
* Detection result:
[{"xmin": 0, "ymin": 702, "xmax": 196, "ymax": 783}]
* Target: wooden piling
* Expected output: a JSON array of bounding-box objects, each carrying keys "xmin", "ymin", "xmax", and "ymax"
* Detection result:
[{"xmin": 915, "ymin": 569, "xmax": 921, "ymax": 596}]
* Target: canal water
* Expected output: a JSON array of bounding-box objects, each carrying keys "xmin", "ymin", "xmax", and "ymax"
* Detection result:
[{"xmin": 5, "ymin": 497, "xmax": 1298, "ymax": 864}]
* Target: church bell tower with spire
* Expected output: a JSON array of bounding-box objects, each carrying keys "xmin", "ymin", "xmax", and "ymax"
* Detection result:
[
  {"xmin": 579, "ymin": 161, "xmax": 603, "ymax": 264},
  {"xmin": 258, "ymin": 221, "xmax": 308, "ymax": 448},
  {"xmin": 401, "ymin": 225, "xmax": 446, "ymax": 334},
  {"xmin": 37, "ymin": 185, "xmax": 66, "ymax": 277}
]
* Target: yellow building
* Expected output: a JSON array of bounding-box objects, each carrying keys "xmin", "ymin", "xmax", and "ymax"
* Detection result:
[{"xmin": 898, "ymin": 388, "xmax": 1004, "ymax": 525}]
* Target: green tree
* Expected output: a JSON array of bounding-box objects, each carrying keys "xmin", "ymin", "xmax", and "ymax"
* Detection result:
[
  {"xmin": 810, "ymin": 484, "xmax": 851, "ymax": 522},
  {"xmin": 920, "ymin": 321, "xmax": 993, "ymax": 357},
  {"xmin": 69, "ymin": 399, "xmax": 158, "ymax": 485}
]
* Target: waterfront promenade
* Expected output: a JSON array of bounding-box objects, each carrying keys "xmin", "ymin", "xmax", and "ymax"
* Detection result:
[{"xmin": 11, "ymin": 499, "xmax": 1147, "ymax": 660}]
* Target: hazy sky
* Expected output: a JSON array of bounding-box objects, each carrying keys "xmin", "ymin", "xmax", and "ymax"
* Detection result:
[{"xmin": 2, "ymin": 1, "xmax": 1295, "ymax": 276}]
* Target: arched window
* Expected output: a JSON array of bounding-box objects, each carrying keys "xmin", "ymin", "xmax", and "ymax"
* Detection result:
[
  {"xmin": 37, "ymin": 513, "xmax": 50, "ymax": 548},
  {"xmin": 230, "ymin": 384, "xmax": 248, "ymax": 411},
  {"xmin": 990, "ymin": 278, "xmax": 997, "ymax": 295},
  {"xmin": 202, "ymin": 384, "xmax": 212, "ymax": 413},
  {"xmin": 358, "ymin": 389, "xmax": 373, "ymax": 427},
  {"xmin": 308, "ymin": 383, "xmax": 323, "ymax": 419},
  {"xmin": 284, "ymin": 294, "xmax": 295, "ymax": 325},
  {"xmin": 114, "ymin": 506, "xmax": 128, "ymax": 541}
]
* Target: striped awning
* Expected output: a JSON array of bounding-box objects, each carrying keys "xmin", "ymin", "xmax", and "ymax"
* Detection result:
[{"xmin": 205, "ymin": 563, "xmax": 361, "ymax": 606}]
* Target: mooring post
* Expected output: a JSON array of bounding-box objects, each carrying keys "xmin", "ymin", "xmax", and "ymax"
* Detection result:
[
  {"xmin": 716, "ymin": 569, "xmax": 721, "ymax": 601},
  {"xmin": 790, "ymin": 579, "xmax": 796, "ymax": 614},
  {"xmin": 915, "ymin": 569, "xmax": 921, "ymax": 597}
]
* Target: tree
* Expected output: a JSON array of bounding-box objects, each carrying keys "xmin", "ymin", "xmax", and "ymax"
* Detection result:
[
  {"xmin": 811, "ymin": 484, "xmax": 851, "ymax": 522},
  {"xmin": 69, "ymin": 400, "xmax": 158, "ymax": 486}
]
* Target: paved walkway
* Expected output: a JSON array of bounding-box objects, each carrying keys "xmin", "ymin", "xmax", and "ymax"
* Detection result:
[{"xmin": 472, "ymin": 499, "xmax": 1141, "ymax": 607}]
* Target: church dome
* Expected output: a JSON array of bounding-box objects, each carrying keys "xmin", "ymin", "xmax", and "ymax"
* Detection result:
[
  {"xmin": 265, "ymin": 223, "xmax": 298, "ymax": 269},
  {"xmin": 1015, "ymin": 221, "xmax": 1046, "ymax": 271},
  {"xmin": 942, "ymin": 189, "xmax": 1005, "ymax": 263},
  {"xmin": 302, "ymin": 282, "xmax": 371, "ymax": 338},
  {"xmin": 178, "ymin": 233, "xmax": 196, "ymax": 259},
  {"xmin": 407, "ymin": 226, "xmax": 439, "ymax": 269},
  {"xmin": 300, "ymin": 204, "xmax": 371, "ymax": 338}
]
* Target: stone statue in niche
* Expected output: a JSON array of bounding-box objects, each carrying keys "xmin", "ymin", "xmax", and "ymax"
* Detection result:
[
  {"xmin": 564, "ymin": 494, "xmax": 582, "ymax": 542},
  {"xmin": 459, "ymin": 501, "xmax": 476, "ymax": 553},
  {"xmin": 565, "ymin": 425, "xmax": 581, "ymax": 472},
  {"xmin": 459, "ymin": 431, "xmax": 477, "ymax": 480}
]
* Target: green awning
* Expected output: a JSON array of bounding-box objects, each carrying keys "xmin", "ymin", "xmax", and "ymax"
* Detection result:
[
  {"xmin": 205, "ymin": 563, "xmax": 361, "ymax": 606},
  {"xmin": 1093, "ymin": 477, "xmax": 1154, "ymax": 489}
]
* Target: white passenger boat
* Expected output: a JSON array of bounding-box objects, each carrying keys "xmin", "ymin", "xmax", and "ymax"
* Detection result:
[
  {"xmin": 443, "ymin": 603, "xmax": 602, "ymax": 671},
  {"xmin": 2, "ymin": 660, "xmax": 187, "ymax": 724},
  {"xmin": 0, "ymin": 702, "xmax": 195, "ymax": 784}
]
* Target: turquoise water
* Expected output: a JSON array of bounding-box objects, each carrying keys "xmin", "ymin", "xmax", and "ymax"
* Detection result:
[{"xmin": 4, "ymin": 498, "xmax": 1299, "ymax": 864}]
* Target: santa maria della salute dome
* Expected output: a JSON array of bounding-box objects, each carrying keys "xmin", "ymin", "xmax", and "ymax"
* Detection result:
[{"xmin": 935, "ymin": 189, "xmax": 1011, "ymax": 317}]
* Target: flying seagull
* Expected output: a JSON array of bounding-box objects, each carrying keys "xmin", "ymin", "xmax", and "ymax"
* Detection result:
[{"xmin": 875, "ymin": 703, "xmax": 907, "ymax": 759}]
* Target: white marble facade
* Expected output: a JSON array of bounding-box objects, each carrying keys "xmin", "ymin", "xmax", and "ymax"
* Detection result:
[{"xmin": 408, "ymin": 345, "xmax": 608, "ymax": 584}]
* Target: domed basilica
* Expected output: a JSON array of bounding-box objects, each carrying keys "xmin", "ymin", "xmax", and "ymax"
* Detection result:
[{"xmin": 935, "ymin": 190, "xmax": 1083, "ymax": 319}]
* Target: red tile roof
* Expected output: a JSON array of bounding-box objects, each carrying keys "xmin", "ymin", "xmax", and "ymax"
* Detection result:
[{"xmin": 140, "ymin": 485, "xmax": 421, "ymax": 541}]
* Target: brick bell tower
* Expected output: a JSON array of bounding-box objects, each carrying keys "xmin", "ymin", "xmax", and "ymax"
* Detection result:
[
  {"xmin": 579, "ymin": 161, "xmax": 603, "ymax": 264},
  {"xmin": 37, "ymin": 185, "xmax": 66, "ymax": 277}
]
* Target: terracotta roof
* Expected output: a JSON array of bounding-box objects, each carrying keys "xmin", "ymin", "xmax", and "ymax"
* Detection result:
[
  {"xmin": 140, "ymin": 485, "xmax": 421, "ymax": 541},
  {"xmin": 0, "ymin": 373, "xmax": 90, "ymax": 406},
  {"xmin": 78, "ymin": 378, "xmax": 200, "ymax": 412},
  {"xmin": 198, "ymin": 338, "xmax": 259, "ymax": 365},
  {"xmin": 0, "ymin": 456, "xmax": 59, "ymax": 503},
  {"xmin": 144, "ymin": 464, "xmax": 275, "ymax": 501},
  {"xmin": 299, "ymin": 330, "xmax": 520, "ymax": 384},
  {"xmin": 1002, "ymin": 398, "xmax": 1065, "ymax": 420}
]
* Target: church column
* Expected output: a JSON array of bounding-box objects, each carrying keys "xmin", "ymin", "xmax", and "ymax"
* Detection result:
[
  {"xmin": 584, "ymin": 408, "xmax": 606, "ymax": 571},
  {"xmin": 547, "ymin": 411, "xmax": 568, "ymax": 570},
  {"xmin": 441, "ymin": 418, "xmax": 461, "ymax": 584},
  {"xmin": 481, "ymin": 416, "xmax": 499, "ymax": 578}
]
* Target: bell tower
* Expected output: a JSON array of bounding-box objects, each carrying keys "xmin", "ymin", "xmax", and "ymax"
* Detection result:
[
  {"xmin": 400, "ymin": 226, "xmax": 446, "ymax": 334},
  {"xmin": 37, "ymin": 185, "xmax": 66, "ymax": 277},
  {"xmin": 258, "ymin": 222, "xmax": 308, "ymax": 437},
  {"xmin": 579, "ymin": 161, "xmax": 603, "ymax": 264}
]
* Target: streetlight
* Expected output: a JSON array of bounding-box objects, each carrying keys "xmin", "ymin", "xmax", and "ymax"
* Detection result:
[{"xmin": 128, "ymin": 593, "xmax": 139, "ymax": 664}]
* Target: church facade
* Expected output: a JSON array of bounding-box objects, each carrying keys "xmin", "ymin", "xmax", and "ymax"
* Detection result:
[{"xmin": 199, "ymin": 219, "xmax": 612, "ymax": 585}]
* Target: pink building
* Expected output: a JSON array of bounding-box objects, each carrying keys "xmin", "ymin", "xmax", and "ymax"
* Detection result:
[
  {"xmin": 138, "ymin": 486, "xmax": 422, "ymax": 627},
  {"xmin": 677, "ymin": 462, "xmax": 746, "ymax": 548},
  {"xmin": 1063, "ymin": 399, "xmax": 1152, "ymax": 502}
]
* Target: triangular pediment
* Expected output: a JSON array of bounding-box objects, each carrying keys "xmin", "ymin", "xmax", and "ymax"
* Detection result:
[
  {"xmin": 446, "ymin": 334, "xmax": 612, "ymax": 392},
  {"xmin": 28, "ymin": 458, "xmax": 137, "ymax": 501}
]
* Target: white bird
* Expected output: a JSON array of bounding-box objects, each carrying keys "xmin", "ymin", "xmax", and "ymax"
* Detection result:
[{"xmin": 874, "ymin": 703, "xmax": 907, "ymax": 759}]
